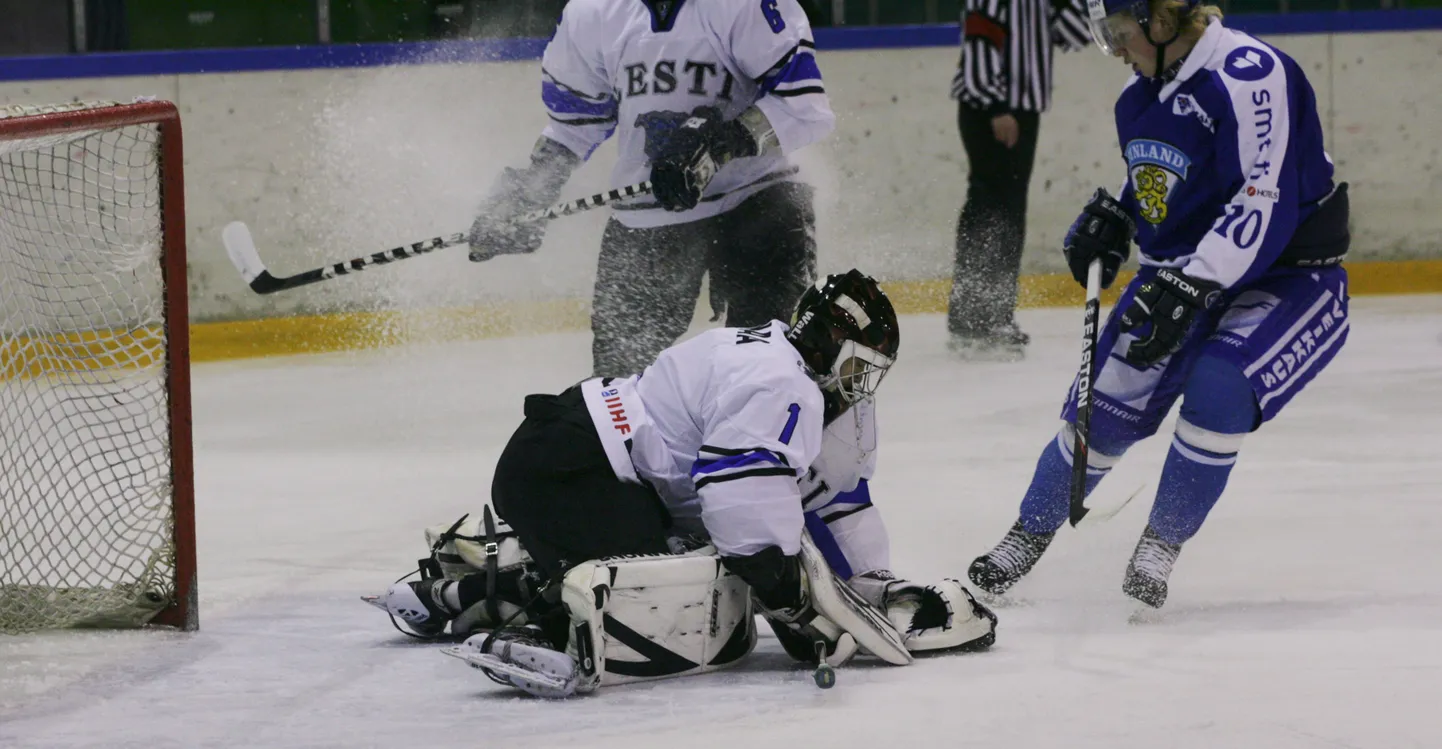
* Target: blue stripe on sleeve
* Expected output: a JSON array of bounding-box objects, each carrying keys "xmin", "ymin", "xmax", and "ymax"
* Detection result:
[
  {"xmin": 541, "ymin": 80, "xmax": 616, "ymax": 119},
  {"xmin": 690, "ymin": 449, "xmax": 787, "ymax": 478},
  {"xmin": 825, "ymin": 479, "xmax": 872, "ymax": 508},
  {"xmin": 805, "ymin": 513, "xmax": 854, "ymax": 579},
  {"xmin": 761, "ymin": 52, "xmax": 823, "ymax": 93}
]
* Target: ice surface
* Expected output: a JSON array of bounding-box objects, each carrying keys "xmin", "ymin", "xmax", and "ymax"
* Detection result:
[{"xmin": 2, "ymin": 296, "xmax": 1440, "ymax": 749}]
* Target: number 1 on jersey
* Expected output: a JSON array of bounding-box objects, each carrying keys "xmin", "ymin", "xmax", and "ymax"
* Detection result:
[
  {"xmin": 779, "ymin": 403, "xmax": 800, "ymax": 444},
  {"xmin": 761, "ymin": 0, "xmax": 786, "ymax": 33}
]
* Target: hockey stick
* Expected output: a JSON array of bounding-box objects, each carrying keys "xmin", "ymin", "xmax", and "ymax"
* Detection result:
[
  {"xmin": 1074, "ymin": 482, "xmax": 1144, "ymax": 529},
  {"xmin": 223, "ymin": 181, "xmax": 653, "ymax": 295},
  {"xmin": 1068, "ymin": 258, "xmax": 1104, "ymax": 527}
]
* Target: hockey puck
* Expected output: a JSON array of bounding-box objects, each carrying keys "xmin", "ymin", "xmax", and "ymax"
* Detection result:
[{"xmin": 812, "ymin": 663, "xmax": 836, "ymax": 689}]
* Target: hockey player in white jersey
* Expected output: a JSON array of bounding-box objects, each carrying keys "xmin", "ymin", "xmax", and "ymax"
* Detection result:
[
  {"xmin": 466, "ymin": 0, "xmax": 834, "ymax": 377},
  {"xmin": 370, "ymin": 271, "xmax": 996, "ymax": 696}
]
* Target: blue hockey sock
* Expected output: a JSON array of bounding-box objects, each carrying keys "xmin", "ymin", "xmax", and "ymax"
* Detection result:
[
  {"xmin": 1018, "ymin": 426, "xmax": 1129, "ymax": 535},
  {"xmin": 1149, "ymin": 356, "xmax": 1258, "ymax": 545}
]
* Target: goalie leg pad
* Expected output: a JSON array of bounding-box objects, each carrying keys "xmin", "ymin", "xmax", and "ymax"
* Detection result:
[
  {"xmin": 568, "ymin": 550, "xmax": 757, "ymax": 688},
  {"xmin": 448, "ymin": 549, "xmax": 756, "ymax": 696}
]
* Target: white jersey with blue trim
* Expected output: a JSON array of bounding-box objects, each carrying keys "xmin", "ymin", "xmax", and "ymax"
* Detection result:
[
  {"xmin": 799, "ymin": 399, "xmax": 892, "ymax": 579},
  {"xmin": 581, "ymin": 320, "xmax": 825, "ymax": 558},
  {"xmin": 539, "ymin": 0, "xmax": 834, "ymax": 229}
]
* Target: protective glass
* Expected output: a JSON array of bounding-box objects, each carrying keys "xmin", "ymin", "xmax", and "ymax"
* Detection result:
[{"xmin": 1086, "ymin": 0, "xmax": 1143, "ymax": 56}]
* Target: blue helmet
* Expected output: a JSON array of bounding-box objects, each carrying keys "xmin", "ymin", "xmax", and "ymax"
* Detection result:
[{"xmin": 1086, "ymin": 0, "xmax": 1200, "ymax": 57}]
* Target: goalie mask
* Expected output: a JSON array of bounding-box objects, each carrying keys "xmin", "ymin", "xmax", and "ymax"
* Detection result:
[{"xmin": 787, "ymin": 270, "xmax": 899, "ymax": 419}]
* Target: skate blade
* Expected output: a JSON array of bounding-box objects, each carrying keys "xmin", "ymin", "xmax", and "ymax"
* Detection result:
[
  {"xmin": 442, "ymin": 645, "xmax": 572, "ymax": 694},
  {"xmin": 360, "ymin": 594, "xmax": 388, "ymax": 611},
  {"xmin": 947, "ymin": 344, "xmax": 1025, "ymax": 363},
  {"xmin": 977, "ymin": 591, "xmax": 1032, "ymax": 610},
  {"xmin": 1127, "ymin": 604, "xmax": 1166, "ymax": 625}
]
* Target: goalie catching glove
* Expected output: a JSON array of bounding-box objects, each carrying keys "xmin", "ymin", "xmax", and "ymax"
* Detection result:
[{"xmin": 847, "ymin": 570, "xmax": 997, "ymax": 653}]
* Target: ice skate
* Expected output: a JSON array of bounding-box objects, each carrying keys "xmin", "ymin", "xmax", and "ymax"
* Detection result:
[
  {"xmin": 366, "ymin": 579, "xmax": 458, "ymax": 638},
  {"xmin": 1123, "ymin": 526, "xmax": 1183, "ymax": 608},
  {"xmin": 443, "ymin": 625, "xmax": 583, "ymax": 698},
  {"xmin": 968, "ymin": 520, "xmax": 1055, "ymax": 595},
  {"xmin": 947, "ymin": 323, "xmax": 1030, "ymax": 362}
]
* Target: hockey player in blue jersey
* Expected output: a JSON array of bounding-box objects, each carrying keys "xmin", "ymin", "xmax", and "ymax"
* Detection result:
[{"xmin": 968, "ymin": 0, "xmax": 1351, "ymax": 608}]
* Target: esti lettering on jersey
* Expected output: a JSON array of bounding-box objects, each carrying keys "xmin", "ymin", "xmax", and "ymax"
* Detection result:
[{"xmin": 623, "ymin": 60, "xmax": 737, "ymax": 100}]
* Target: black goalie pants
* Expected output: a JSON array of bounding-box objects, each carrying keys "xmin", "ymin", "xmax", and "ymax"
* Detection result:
[
  {"xmin": 490, "ymin": 385, "xmax": 671, "ymax": 580},
  {"xmin": 591, "ymin": 181, "xmax": 817, "ymax": 378}
]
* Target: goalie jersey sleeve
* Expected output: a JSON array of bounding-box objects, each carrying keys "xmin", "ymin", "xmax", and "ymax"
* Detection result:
[
  {"xmin": 629, "ymin": 322, "xmax": 823, "ymax": 560},
  {"xmin": 690, "ymin": 374, "xmax": 824, "ymax": 560},
  {"xmin": 798, "ymin": 399, "xmax": 890, "ymax": 579}
]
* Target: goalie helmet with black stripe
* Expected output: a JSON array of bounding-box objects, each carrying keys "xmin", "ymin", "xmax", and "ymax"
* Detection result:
[{"xmin": 787, "ymin": 270, "xmax": 900, "ymax": 422}]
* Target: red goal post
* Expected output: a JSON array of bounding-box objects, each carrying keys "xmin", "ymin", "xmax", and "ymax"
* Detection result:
[{"xmin": 0, "ymin": 100, "xmax": 195, "ymax": 632}]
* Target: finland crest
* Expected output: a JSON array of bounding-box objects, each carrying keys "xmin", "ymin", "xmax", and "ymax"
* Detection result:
[{"xmin": 1125, "ymin": 139, "xmax": 1191, "ymax": 225}]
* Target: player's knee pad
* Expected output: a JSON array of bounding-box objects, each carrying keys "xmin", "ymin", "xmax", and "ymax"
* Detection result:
[
  {"xmin": 1058, "ymin": 422, "xmax": 1130, "ymax": 471},
  {"xmin": 562, "ymin": 548, "xmax": 757, "ymax": 691},
  {"xmin": 1180, "ymin": 355, "xmax": 1261, "ymax": 434}
]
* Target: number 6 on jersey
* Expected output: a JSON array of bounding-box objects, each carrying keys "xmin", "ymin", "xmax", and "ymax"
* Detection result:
[{"xmin": 761, "ymin": 0, "xmax": 786, "ymax": 32}]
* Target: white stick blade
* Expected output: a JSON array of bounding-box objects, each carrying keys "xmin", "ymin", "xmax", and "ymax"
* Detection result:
[{"xmin": 222, "ymin": 221, "xmax": 267, "ymax": 283}]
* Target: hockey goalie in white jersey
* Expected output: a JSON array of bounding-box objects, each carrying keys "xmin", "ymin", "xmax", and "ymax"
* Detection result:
[{"xmin": 368, "ymin": 271, "xmax": 997, "ymax": 696}]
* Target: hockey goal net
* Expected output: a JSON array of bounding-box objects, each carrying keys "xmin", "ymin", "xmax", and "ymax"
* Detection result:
[{"xmin": 0, "ymin": 100, "xmax": 195, "ymax": 632}]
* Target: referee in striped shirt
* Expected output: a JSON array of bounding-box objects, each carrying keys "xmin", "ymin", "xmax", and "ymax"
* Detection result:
[{"xmin": 947, "ymin": 0, "xmax": 1090, "ymax": 359}]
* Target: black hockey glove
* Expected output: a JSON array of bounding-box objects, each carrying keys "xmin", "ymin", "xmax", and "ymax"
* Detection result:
[
  {"xmin": 724, "ymin": 548, "xmax": 845, "ymax": 665},
  {"xmin": 1119, "ymin": 268, "xmax": 1223, "ymax": 367},
  {"xmin": 639, "ymin": 106, "xmax": 758, "ymax": 212},
  {"xmin": 722, "ymin": 546, "xmax": 805, "ymax": 611},
  {"xmin": 1063, "ymin": 187, "xmax": 1135, "ymax": 289},
  {"xmin": 468, "ymin": 138, "xmax": 580, "ymax": 262}
]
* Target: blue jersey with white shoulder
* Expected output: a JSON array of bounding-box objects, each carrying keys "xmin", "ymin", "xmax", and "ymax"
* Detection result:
[{"xmin": 1115, "ymin": 20, "xmax": 1334, "ymax": 289}]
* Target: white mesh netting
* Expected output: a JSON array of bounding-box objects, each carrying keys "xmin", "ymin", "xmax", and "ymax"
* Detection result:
[{"xmin": 0, "ymin": 101, "xmax": 180, "ymax": 632}]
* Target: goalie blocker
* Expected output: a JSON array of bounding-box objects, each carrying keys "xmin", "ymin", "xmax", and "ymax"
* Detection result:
[{"xmin": 373, "ymin": 514, "xmax": 996, "ymax": 697}]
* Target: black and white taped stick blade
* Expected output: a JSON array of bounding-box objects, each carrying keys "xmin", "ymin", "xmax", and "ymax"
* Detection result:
[{"xmin": 221, "ymin": 221, "xmax": 267, "ymax": 284}]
